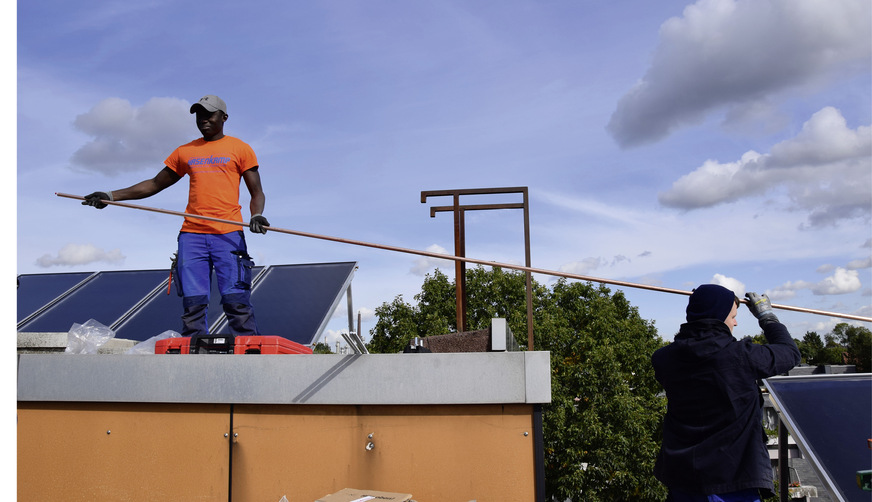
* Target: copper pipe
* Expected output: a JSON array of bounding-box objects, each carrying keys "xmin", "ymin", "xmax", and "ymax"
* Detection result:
[{"xmin": 57, "ymin": 192, "xmax": 872, "ymax": 323}]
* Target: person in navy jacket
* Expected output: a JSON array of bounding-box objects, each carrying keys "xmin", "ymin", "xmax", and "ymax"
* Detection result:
[{"xmin": 651, "ymin": 284, "xmax": 801, "ymax": 502}]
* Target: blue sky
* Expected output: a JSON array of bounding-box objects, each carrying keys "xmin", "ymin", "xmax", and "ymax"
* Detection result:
[{"xmin": 16, "ymin": 0, "xmax": 872, "ymax": 347}]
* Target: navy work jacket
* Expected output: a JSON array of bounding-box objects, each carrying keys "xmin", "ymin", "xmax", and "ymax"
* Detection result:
[{"xmin": 651, "ymin": 319, "xmax": 800, "ymax": 496}]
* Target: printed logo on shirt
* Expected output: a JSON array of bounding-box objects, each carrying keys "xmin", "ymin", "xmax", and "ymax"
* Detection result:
[{"xmin": 189, "ymin": 155, "xmax": 231, "ymax": 166}]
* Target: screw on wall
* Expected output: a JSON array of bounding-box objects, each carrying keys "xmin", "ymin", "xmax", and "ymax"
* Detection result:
[{"xmin": 366, "ymin": 433, "xmax": 375, "ymax": 451}]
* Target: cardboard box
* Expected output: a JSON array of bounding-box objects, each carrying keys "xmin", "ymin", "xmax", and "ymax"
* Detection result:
[{"xmin": 315, "ymin": 487, "xmax": 413, "ymax": 502}]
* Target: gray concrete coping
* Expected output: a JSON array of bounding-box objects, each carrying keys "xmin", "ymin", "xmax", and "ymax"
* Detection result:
[{"xmin": 17, "ymin": 351, "xmax": 552, "ymax": 406}]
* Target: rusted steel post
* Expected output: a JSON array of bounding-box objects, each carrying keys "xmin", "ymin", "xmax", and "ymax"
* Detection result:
[
  {"xmin": 521, "ymin": 187, "xmax": 534, "ymax": 351},
  {"xmin": 422, "ymin": 187, "xmax": 535, "ymax": 347},
  {"xmin": 457, "ymin": 208, "xmax": 468, "ymax": 332},
  {"xmin": 451, "ymin": 193, "xmax": 467, "ymax": 332}
]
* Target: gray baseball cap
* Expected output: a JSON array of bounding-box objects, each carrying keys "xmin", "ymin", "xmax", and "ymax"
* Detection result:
[{"xmin": 190, "ymin": 95, "xmax": 227, "ymax": 114}]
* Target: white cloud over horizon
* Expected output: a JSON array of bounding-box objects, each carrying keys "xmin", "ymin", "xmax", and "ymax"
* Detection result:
[
  {"xmin": 767, "ymin": 266, "xmax": 864, "ymax": 301},
  {"xmin": 658, "ymin": 107, "xmax": 872, "ymax": 227},
  {"xmin": 35, "ymin": 243, "xmax": 126, "ymax": 268},
  {"xmin": 410, "ymin": 244, "xmax": 454, "ymax": 276},
  {"xmin": 711, "ymin": 274, "xmax": 746, "ymax": 298},
  {"xmin": 607, "ymin": 0, "xmax": 871, "ymax": 148},
  {"xmin": 70, "ymin": 97, "xmax": 192, "ymax": 174}
]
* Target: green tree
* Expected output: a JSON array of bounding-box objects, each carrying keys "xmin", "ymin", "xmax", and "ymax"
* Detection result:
[
  {"xmin": 368, "ymin": 266, "xmax": 668, "ymax": 501},
  {"xmin": 367, "ymin": 294, "xmax": 420, "ymax": 353},
  {"xmin": 540, "ymin": 280, "xmax": 667, "ymax": 501},
  {"xmin": 797, "ymin": 331, "xmax": 825, "ymax": 365},
  {"xmin": 835, "ymin": 323, "xmax": 871, "ymax": 372},
  {"xmin": 822, "ymin": 332, "xmax": 847, "ymax": 365},
  {"xmin": 312, "ymin": 341, "xmax": 334, "ymax": 354}
]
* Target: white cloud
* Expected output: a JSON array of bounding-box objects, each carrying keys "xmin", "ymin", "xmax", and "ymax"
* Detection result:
[
  {"xmin": 356, "ymin": 306, "xmax": 375, "ymax": 322},
  {"xmin": 657, "ymin": 151, "xmax": 765, "ymax": 208},
  {"xmin": 607, "ymin": 0, "xmax": 871, "ymax": 147},
  {"xmin": 409, "ymin": 244, "xmax": 454, "ymax": 275},
  {"xmin": 767, "ymin": 266, "xmax": 862, "ymax": 299},
  {"xmin": 658, "ymin": 107, "xmax": 872, "ymax": 227},
  {"xmin": 847, "ymin": 257, "xmax": 872, "ymax": 270},
  {"xmin": 559, "ymin": 257, "xmax": 607, "ymax": 276},
  {"xmin": 70, "ymin": 97, "xmax": 193, "ymax": 174},
  {"xmin": 765, "ymin": 281, "xmax": 809, "ymax": 301},
  {"xmin": 538, "ymin": 191, "xmax": 646, "ymax": 226},
  {"xmin": 35, "ymin": 243, "xmax": 125, "ymax": 268},
  {"xmin": 711, "ymin": 273, "xmax": 745, "ymax": 297},
  {"xmin": 558, "ymin": 255, "xmax": 638, "ymax": 277},
  {"xmin": 811, "ymin": 267, "xmax": 862, "ymax": 295}
]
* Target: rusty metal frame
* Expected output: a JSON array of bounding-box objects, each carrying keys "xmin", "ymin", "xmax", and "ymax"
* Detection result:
[{"xmin": 421, "ymin": 187, "xmax": 534, "ymax": 350}]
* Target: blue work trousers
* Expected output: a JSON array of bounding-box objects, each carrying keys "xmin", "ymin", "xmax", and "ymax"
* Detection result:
[{"xmin": 174, "ymin": 231, "xmax": 258, "ymax": 337}]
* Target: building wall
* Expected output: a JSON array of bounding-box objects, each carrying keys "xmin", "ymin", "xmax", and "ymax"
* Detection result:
[{"xmin": 18, "ymin": 352, "xmax": 551, "ymax": 501}]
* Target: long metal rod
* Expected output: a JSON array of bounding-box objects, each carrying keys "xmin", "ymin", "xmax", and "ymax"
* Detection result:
[{"xmin": 56, "ymin": 192, "xmax": 872, "ymax": 323}]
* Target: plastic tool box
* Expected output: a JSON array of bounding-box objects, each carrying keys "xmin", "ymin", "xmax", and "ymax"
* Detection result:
[
  {"xmin": 155, "ymin": 335, "xmax": 312, "ymax": 354},
  {"xmin": 234, "ymin": 335, "xmax": 313, "ymax": 354}
]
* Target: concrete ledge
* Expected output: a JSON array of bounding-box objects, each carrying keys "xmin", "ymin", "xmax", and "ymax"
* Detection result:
[{"xmin": 18, "ymin": 351, "xmax": 552, "ymax": 405}]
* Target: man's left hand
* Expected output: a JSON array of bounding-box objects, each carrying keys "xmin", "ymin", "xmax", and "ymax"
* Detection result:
[
  {"xmin": 250, "ymin": 214, "xmax": 270, "ymax": 234},
  {"xmin": 745, "ymin": 292, "xmax": 778, "ymax": 325}
]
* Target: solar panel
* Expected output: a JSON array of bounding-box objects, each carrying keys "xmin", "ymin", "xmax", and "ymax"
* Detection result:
[
  {"xmin": 109, "ymin": 268, "xmax": 264, "ymax": 341},
  {"xmin": 212, "ymin": 262, "xmax": 357, "ymax": 345},
  {"xmin": 18, "ymin": 270, "xmax": 168, "ymax": 334},
  {"xmin": 17, "ymin": 262, "xmax": 357, "ymax": 345},
  {"xmin": 765, "ymin": 374, "xmax": 872, "ymax": 502},
  {"xmin": 17, "ymin": 272, "xmax": 95, "ymax": 326}
]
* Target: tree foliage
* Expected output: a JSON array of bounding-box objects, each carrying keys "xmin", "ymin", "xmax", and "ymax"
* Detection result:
[
  {"xmin": 368, "ymin": 266, "xmax": 668, "ymax": 501},
  {"xmin": 793, "ymin": 324, "xmax": 871, "ymax": 371},
  {"xmin": 540, "ymin": 280, "xmax": 667, "ymax": 501},
  {"xmin": 796, "ymin": 331, "xmax": 826, "ymax": 365},
  {"xmin": 836, "ymin": 323, "xmax": 871, "ymax": 372}
]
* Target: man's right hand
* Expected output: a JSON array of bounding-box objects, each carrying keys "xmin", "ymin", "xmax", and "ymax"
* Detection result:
[{"xmin": 82, "ymin": 191, "xmax": 112, "ymax": 209}]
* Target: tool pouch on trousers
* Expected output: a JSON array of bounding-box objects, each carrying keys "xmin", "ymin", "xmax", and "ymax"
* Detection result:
[{"xmin": 232, "ymin": 250, "xmax": 254, "ymax": 290}]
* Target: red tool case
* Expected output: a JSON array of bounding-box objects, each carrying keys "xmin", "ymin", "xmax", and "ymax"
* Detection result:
[
  {"xmin": 155, "ymin": 335, "xmax": 313, "ymax": 355},
  {"xmin": 234, "ymin": 335, "xmax": 313, "ymax": 354}
]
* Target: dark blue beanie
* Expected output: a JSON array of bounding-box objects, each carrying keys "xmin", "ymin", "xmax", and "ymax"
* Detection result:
[{"xmin": 686, "ymin": 284, "xmax": 737, "ymax": 322}]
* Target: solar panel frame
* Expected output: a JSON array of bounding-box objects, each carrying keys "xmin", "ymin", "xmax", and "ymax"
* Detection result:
[{"xmin": 765, "ymin": 373, "xmax": 872, "ymax": 502}]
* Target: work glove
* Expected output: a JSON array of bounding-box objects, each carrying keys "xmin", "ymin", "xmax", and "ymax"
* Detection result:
[
  {"xmin": 745, "ymin": 292, "xmax": 779, "ymax": 326},
  {"xmin": 82, "ymin": 191, "xmax": 113, "ymax": 209},
  {"xmin": 249, "ymin": 214, "xmax": 270, "ymax": 234}
]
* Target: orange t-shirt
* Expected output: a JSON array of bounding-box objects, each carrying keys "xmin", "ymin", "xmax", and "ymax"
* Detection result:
[{"xmin": 164, "ymin": 136, "xmax": 259, "ymax": 234}]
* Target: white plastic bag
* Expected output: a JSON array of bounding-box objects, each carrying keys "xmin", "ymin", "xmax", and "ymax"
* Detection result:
[
  {"xmin": 124, "ymin": 330, "xmax": 181, "ymax": 355},
  {"xmin": 65, "ymin": 319, "xmax": 115, "ymax": 354}
]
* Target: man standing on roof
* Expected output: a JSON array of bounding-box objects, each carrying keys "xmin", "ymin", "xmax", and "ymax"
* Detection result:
[
  {"xmin": 651, "ymin": 284, "xmax": 800, "ymax": 502},
  {"xmin": 83, "ymin": 95, "xmax": 270, "ymax": 338}
]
